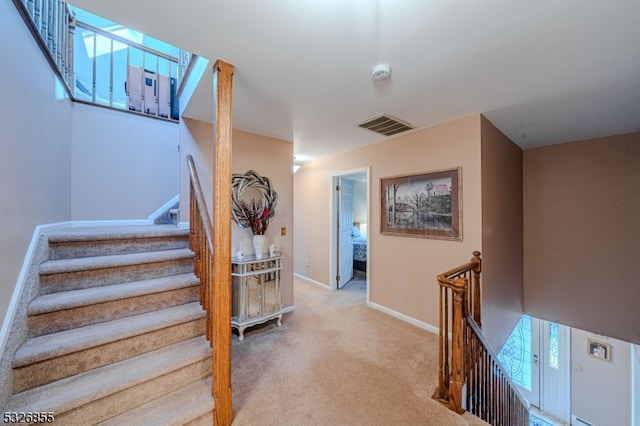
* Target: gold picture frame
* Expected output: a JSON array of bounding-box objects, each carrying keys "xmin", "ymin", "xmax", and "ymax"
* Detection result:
[
  {"xmin": 380, "ymin": 167, "xmax": 461, "ymax": 240},
  {"xmin": 587, "ymin": 338, "xmax": 611, "ymax": 362}
]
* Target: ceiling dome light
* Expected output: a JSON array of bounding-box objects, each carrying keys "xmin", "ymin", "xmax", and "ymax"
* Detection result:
[{"xmin": 371, "ymin": 64, "xmax": 391, "ymax": 81}]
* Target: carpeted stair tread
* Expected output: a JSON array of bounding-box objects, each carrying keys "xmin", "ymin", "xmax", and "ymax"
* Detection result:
[
  {"xmin": 39, "ymin": 248, "xmax": 194, "ymax": 275},
  {"xmin": 28, "ymin": 273, "xmax": 200, "ymax": 315},
  {"xmin": 45, "ymin": 225, "xmax": 189, "ymax": 242},
  {"xmin": 6, "ymin": 336, "xmax": 211, "ymax": 415},
  {"xmin": 98, "ymin": 377, "xmax": 213, "ymax": 426},
  {"xmin": 14, "ymin": 303, "xmax": 205, "ymax": 368}
]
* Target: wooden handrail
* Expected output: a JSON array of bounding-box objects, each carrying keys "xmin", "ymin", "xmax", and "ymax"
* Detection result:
[
  {"xmin": 463, "ymin": 313, "xmax": 531, "ymax": 424},
  {"xmin": 187, "ymin": 154, "xmax": 214, "ymax": 343},
  {"xmin": 187, "ymin": 155, "xmax": 214, "ymax": 253},
  {"xmin": 437, "ymin": 250, "xmax": 482, "ymax": 326},
  {"xmin": 434, "ymin": 251, "xmax": 530, "ymax": 425}
]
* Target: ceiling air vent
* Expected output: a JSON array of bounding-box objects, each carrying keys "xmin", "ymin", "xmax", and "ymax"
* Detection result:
[{"xmin": 356, "ymin": 114, "xmax": 415, "ymax": 137}]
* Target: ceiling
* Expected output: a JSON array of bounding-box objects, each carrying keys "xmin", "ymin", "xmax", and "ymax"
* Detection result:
[{"xmin": 67, "ymin": 0, "xmax": 640, "ymax": 164}]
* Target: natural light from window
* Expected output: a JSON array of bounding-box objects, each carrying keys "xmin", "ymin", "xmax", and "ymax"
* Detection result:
[
  {"xmin": 71, "ymin": 6, "xmax": 179, "ymax": 59},
  {"xmin": 82, "ymin": 26, "xmax": 143, "ymax": 58}
]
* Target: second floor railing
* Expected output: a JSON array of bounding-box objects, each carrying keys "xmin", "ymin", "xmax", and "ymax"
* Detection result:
[
  {"xmin": 73, "ymin": 21, "xmax": 193, "ymax": 120},
  {"xmin": 13, "ymin": 0, "xmax": 195, "ymax": 122},
  {"xmin": 433, "ymin": 251, "xmax": 530, "ymax": 425},
  {"xmin": 13, "ymin": 0, "xmax": 76, "ymax": 93}
]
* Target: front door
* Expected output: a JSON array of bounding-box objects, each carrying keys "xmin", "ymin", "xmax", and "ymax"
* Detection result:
[
  {"xmin": 498, "ymin": 315, "xmax": 570, "ymax": 422},
  {"xmin": 541, "ymin": 321, "xmax": 569, "ymax": 421},
  {"xmin": 498, "ymin": 315, "xmax": 541, "ymax": 407}
]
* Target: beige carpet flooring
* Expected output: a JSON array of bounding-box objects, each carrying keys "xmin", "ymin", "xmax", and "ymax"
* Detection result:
[{"xmin": 231, "ymin": 274, "xmax": 487, "ymax": 425}]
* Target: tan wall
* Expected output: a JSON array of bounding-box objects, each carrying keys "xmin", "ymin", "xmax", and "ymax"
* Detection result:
[
  {"xmin": 71, "ymin": 104, "xmax": 179, "ymax": 220},
  {"xmin": 179, "ymin": 120, "xmax": 294, "ymax": 308},
  {"xmin": 232, "ymin": 130, "xmax": 294, "ymax": 308},
  {"xmin": 524, "ymin": 132, "xmax": 640, "ymax": 345},
  {"xmin": 0, "ymin": 0, "xmax": 72, "ymax": 334},
  {"xmin": 294, "ymin": 115, "xmax": 483, "ymax": 328},
  {"xmin": 480, "ymin": 117, "xmax": 524, "ymax": 350}
]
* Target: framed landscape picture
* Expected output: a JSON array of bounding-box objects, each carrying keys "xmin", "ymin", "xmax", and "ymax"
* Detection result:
[{"xmin": 380, "ymin": 167, "xmax": 461, "ymax": 240}]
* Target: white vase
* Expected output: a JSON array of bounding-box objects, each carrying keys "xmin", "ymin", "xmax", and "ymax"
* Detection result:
[
  {"xmin": 252, "ymin": 234, "xmax": 266, "ymax": 260},
  {"xmin": 236, "ymin": 243, "xmax": 245, "ymax": 261}
]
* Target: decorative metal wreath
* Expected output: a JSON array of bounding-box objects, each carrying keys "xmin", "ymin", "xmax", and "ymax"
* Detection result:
[{"xmin": 231, "ymin": 170, "xmax": 278, "ymax": 229}]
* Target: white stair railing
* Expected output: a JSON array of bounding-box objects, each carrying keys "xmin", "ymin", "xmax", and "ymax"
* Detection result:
[
  {"xmin": 12, "ymin": 0, "xmax": 196, "ymax": 122},
  {"xmin": 13, "ymin": 0, "xmax": 75, "ymax": 94}
]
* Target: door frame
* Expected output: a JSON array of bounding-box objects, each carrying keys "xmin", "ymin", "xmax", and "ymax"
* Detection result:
[
  {"xmin": 539, "ymin": 320, "xmax": 571, "ymax": 423},
  {"xmin": 329, "ymin": 167, "xmax": 370, "ymax": 299},
  {"xmin": 499, "ymin": 315, "xmax": 571, "ymax": 423}
]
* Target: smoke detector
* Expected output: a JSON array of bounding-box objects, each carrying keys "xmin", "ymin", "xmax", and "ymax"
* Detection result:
[{"xmin": 371, "ymin": 64, "xmax": 391, "ymax": 81}]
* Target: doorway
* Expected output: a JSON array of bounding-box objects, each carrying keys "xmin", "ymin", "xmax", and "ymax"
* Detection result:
[
  {"xmin": 498, "ymin": 315, "xmax": 571, "ymax": 423},
  {"xmin": 329, "ymin": 168, "xmax": 369, "ymax": 299}
]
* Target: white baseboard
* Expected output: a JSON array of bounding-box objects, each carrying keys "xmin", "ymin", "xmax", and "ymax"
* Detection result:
[
  {"xmin": 293, "ymin": 273, "xmax": 330, "ymax": 290},
  {"xmin": 1, "ymin": 215, "xmax": 186, "ymax": 356},
  {"xmin": 0, "ymin": 221, "xmax": 73, "ymax": 357},
  {"xmin": 294, "ymin": 273, "xmax": 439, "ymax": 335},
  {"xmin": 147, "ymin": 194, "xmax": 179, "ymax": 223},
  {"xmin": 177, "ymin": 221, "xmax": 190, "ymax": 230},
  {"xmin": 367, "ymin": 301, "xmax": 440, "ymax": 336}
]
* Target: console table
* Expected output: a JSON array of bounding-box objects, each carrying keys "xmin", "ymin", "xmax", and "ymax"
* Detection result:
[{"xmin": 231, "ymin": 254, "xmax": 283, "ymax": 341}]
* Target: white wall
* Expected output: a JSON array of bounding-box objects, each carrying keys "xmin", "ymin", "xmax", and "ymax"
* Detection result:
[
  {"xmin": 571, "ymin": 328, "xmax": 632, "ymax": 426},
  {"xmin": 0, "ymin": 0, "xmax": 73, "ymax": 331},
  {"xmin": 71, "ymin": 104, "xmax": 179, "ymax": 221}
]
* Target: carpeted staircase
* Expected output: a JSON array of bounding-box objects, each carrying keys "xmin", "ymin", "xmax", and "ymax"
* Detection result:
[{"xmin": 3, "ymin": 225, "xmax": 213, "ymax": 425}]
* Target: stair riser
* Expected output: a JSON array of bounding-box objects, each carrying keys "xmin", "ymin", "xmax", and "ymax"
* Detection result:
[
  {"xmin": 186, "ymin": 412, "xmax": 215, "ymax": 426},
  {"xmin": 99, "ymin": 378, "xmax": 213, "ymax": 426},
  {"xmin": 51, "ymin": 357, "xmax": 211, "ymax": 426},
  {"xmin": 14, "ymin": 317, "xmax": 206, "ymax": 393},
  {"xmin": 49, "ymin": 236, "xmax": 189, "ymax": 260},
  {"xmin": 28, "ymin": 286, "xmax": 200, "ymax": 337},
  {"xmin": 39, "ymin": 258, "xmax": 194, "ymax": 294}
]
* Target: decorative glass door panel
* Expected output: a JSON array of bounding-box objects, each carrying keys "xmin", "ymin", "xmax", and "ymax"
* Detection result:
[
  {"xmin": 498, "ymin": 316, "xmax": 570, "ymax": 422},
  {"xmin": 498, "ymin": 315, "xmax": 540, "ymax": 406},
  {"xmin": 542, "ymin": 321, "xmax": 569, "ymax": 421}
]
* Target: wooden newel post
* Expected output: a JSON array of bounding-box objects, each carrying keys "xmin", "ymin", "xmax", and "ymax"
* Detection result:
[
  {"xmin": 434, "ymin": 285, "xmax": 448, "ymax": 403},
  {"xmin": 449, "ymin": 278, "xmax": 467, "ymax": 414},
  {"xmin": 471, "ymin": 251, "xmax": 482, "ymax": 327},
  {"xmin": 212, "ymin": 59, "xmax": 234, "ymax": 426}
]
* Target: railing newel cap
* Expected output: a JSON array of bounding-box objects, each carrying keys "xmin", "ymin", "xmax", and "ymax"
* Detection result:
[{"xmin": 471, "ymin": 251, "xmax": 481, "ymax": 273}]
